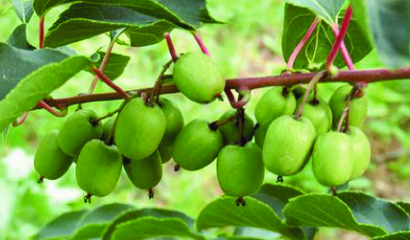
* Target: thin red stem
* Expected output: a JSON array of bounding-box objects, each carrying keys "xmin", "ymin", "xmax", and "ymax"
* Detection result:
[
  {"xmin": 91, "ymin": 67, "xmax": 130, "ymax": 100},
  {"xmin": 36, "ymin": 67, "xmax": 410, "ymax": 109},
  {"xmin": 326, "ymin": 5, "xmax": 353, "ymax": 71},
  {"xmin": 37, "ymin": 101, "xmax": 67, "ymax": 117},
  {"xmin": 331, "ymin": 24, "xmax": 355, "ymax": 70},
  {"xmin": 288, "ymin": 18, "xmax": 320, "ymax": 69},
  {"xmin": 192, "ymin": 32, "xmax": 211, "ymax": 56},
  {"xmin": 164, "ymin": 32, "xmax": 178, "ymax": 62},
  {"xmin": 224, "ymin": 89, "xmax": 249, "ymax": 109},
  {"xmin": 39, "ymin": 15, "xmax": 45, "ymax": 49},
  {"xmin": 12, "ymin": 113, "xmax": 29, "ymax": 127},
  {"xmin": 89, "ymin": 39, "xmax": 116, "ymax": 94}
]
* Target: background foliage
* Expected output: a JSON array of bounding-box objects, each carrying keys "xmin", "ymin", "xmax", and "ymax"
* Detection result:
[{"xmin": 1, "ymin": 0, "xmax": 410, "ymax": 239}]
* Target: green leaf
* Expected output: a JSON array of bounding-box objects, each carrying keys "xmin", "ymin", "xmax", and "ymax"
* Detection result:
[
  {"xmin": 88, "ymin": 51, "xmax": 131, "ymax": 80},
  {"xmin": 32, "ymin": 210, "xmax": 88, "ymax": 240},
  {"xmin": 12, "ymin": 0, "xmax": 34, "ymax": 23},
  {"xmin": 397, "ymin": 202, "xmax": 410, "ymax": 216},
  {"xmin": 372, "ymin": 232, "xmax": 410, "ymax": 240},
  {"xmin": 197, "ymin": 197, "xmax": 307, "ymax": 240},
  {"xmin": 285, "ymin": 0, "xmax": 345, "ymax": 23},
  {"xmin": 7, "ymin": 24, "xmax": 35, "ymax": 50},
  {"xmin": 0, "ymin": 54, "xmax": 90, "ymax": 130},
  {"xmin": 102, "ymin": 208, "xmax": 195, "ymax": 240},
  {"xmin": 253, "ymin": 184, "xmax": 317, "ymax": 240},
  {"xmin": 283, "ymin": 192, "xmax": 410, "ymax": 237},
  {"xmin": 33, "ymin": 0, "xmax": 219, "ymax": 29},
  {"xmin": 351, "ymin": 0, "xmax": 410, "ymax": 68},
  {"xmin": 43, "ymin": 3, "xmax": 175, "ymax": 48},
  {"xmin": 0, "ymin": 43, "xmax": 70, "ymax": 100},
  {"xmin": 111, "ymin": 217, "xmax": 204, "ymax": 240},
  {"xmin": 71, "ymin": 224, "xmax": 106, "ymax": 240},
  {"xmin": 282, "ymin": 4, "xmax": 372, "ymax": 70}
]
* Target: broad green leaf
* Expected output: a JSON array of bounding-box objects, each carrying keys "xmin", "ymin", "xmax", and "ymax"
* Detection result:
[
  {"xmin": 43, "ymin": 3, "xmax": 175, "ymax": 48},
  {"xmin": 7, "ymin": 24, "xmax": 35, "ymax": 50},
  {"xmin": 234, "ymin": 227, "xmax": 281, "ymax": 240},
  {"xmin": 351, "ymin": 0, "xmax": 410, "ymax": 68},
  {"xmin": 285, "ymin": 0, "xmax": 345, "ymax": 23},
  {"xmin": 33, "ymin": 0, "xmax": 219, "ymax": 29},
  {"xmin": 215, "ymin": 237, "xmax": 263, "ymax": 240},
  {"xmin": 102, "ymin": 208, "xmax": 194, "ymax": 240},
  {"xmin": 282, "ymin": 4, "xmax": 372, "ymax": 70},
  {"xmin": 0, "ymin": 55, "xmax": 90, "ymax": 130},
  {"xmin": 12, "ymin": 0, "xmax": 34, "ymax": 23},
  {"xmin": 197, "ymin": 197, "xmax": 307, "ymax": 240},
  {"xmin": 32, "ymin": 210, "xmax": 88, "ymax": 240},
  {"xmin": 283, "ymin": 193, "xmax": 403, "ymax": 237},
  {"xmin": 253, "ymin": 184, "xmax": 317, "ymax": 240},
  {"xmin": 372, "ymin": 232, "xmax": 410, "ymax": 240},
  {"xmin": 0, "ymin": 43, "xmax": 70, "ymax": 100},
  {"xmin": 88, "ymin": 51, "xmax": 131, "ymax": 80},
  {"xmin": 397, "ymin": 202, "xmax": 410, "ymax": 216},
  {"xmin": 111, "ymin": 217, "xmax": 204, "ymax": 240},
  {"xmin": 337, "ymin": 192, "xmax": 410, "ymax": 234},
  {"xmin": 71, "ymin": 224, "xmax": 106, "ymax": 240}
]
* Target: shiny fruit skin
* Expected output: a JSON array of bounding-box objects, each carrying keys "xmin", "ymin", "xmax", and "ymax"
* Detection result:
[
  {"xmin": 217, "ymin": 142, "xmax": 264, "ymax": 197},
  {"xmin": 124, "ymin": 150, "xmax": 163, "ymax": 189},
  {"xmin": 76, "ymin": 139, "xmax": 122, "ymax": 197},
  {"xmin": 349, "ymin": 127, "xmax": 371, "ymax": 179},
  {"xmin": 263, "ymin": 115, "xmax": 316, "ymax": 176},
  {"xmin": 329, "ymin": 85, "xmax": 368, "ymax": 128},
  {"xmin": 159, "ymin": 98, "xmax": 184, "ymax": 146},
  {"xmin": 115, "ymin": 98, "xmax": 166, "ymax": 160},
  {"xmin": 158, "ymin": 144, "xmax": 172, "ymax": 164},
  {"xmin": 34, "ymin": 131, "xmax": 73, "ymax": 180},
  {"xmin": 297, "ymin": 96, "xmax": 332, "ymax": 135},
  {"xmin": 102, "ymin": 118, "xmax": 116, "ymax": 142},
  {"xmin": 173, "ymin": 52, "xmax": 225, "ymax": 103},
  {"xmin": 218, "ymin": 110, "xmax": 255, "ymax": 145},
  {"xmin": 254, "ymin": 124, "xmax": 268, "ymax": 148},
  {"xmin": 312, "ymin": 132, "xmax": 353, "ymax": 186},
  {"xmin": 255, "ymin": 87, "xmax": 296, "ymax": 126},
  {"xmin": 58, "ymin": 109, "xmax": 102, "ymax": 157},
  {"xmin": 172, "ymin": 119, "xmax": 223, "ymax": 171}
]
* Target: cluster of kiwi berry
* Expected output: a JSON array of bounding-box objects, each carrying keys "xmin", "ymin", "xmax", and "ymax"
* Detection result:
[{"xmin": 33, "ymin": 51, "xmax": 370, "ymax": 205}]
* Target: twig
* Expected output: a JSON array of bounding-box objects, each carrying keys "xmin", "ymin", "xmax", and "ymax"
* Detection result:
[
  {"xmin": 12, "ymin": 113, "xmax": 29, "ymax": 127},
  {"xmin": 164, "ymin": 32, "xmax": 178, "ymax": 62},
  {"xmin": 192, "ymin": 31, "xmax": 211, "ymax": 56},
  {"xmin": 37, "ymin": 101, "xmax": 67, "ymax": 117},
  {"xmin": 39, "ymin": 15, "xmax": 45, "ymax": 49},
  {"xmin": 90, "ymin": 67, "xmax": 130, "ymax": 100},
  {"xmin": 331, "ymin": 24, "xmax": 355, "ymax": 70}
]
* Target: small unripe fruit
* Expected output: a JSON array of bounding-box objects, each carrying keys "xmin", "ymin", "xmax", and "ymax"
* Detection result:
[
  {"xmin": 218, "ymin": 110, "xmax": 254, "ymax": 145},
  {"xmin": 217, "ymin": 142, "xmax": 264, "ymax": 197},
  {"xmin": 312, "ymin": 132, "xmax": 353, "ymax": 186},
  {"xmin": 34, "ymin": 131, "xmax": 73, "ymax": 180},
  {"xmin": 115, "ymin": 98, "xmax": 166, "ymax": 160},
  {"xmin": 102, "ymin": 118, "xmax": 116, "ymax": 142},
  {"xmin": 329, "ymin": 85, "xmax": 368, "ymax": 128},
  {"xmin": 158, "ymin": 144, "xmax": 172, "ymax": 164},
  {"xmin": 254, "ymin": 124, "xmax": 268, "ymax": 148},
  {"xmin": 349, "ymin": 127, "xmax": 371, "ymax": 179},
  {"xmin": 297, "ymin": 96, "xmax": 332, "ymax": 135},
  {"xmin": 263, "ymin": 115, "xmax": 316, "ymax": 176},
  {"xmin": 255, "ymin": 87, "xmax": 296, "ymax": 126},
  {"xmin": 124, "ymin": 151, "xmax": 163, "ymax": 190},
  {"xmin": 58, "ymin": 109, "xmax": 102, "ymax": 157},
  {"xmin": 159, "ymin": 98, "xmax": 184, "ymax": 146},
  {"xmin": 76, "ymin": 139, "xmax": 122, "ymax": 197},
  {"xmin": 172, "ymin": 119, "xmax": 223, "ymax": 171},
  {"xmin": 173, "ymin": 52, "xmax": 225, "ymax": 103}
]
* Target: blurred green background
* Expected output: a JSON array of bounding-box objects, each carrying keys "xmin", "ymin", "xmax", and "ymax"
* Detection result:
[{"xmin": 1, "ymin": 0, "xmax": 410, "ymax": 239}]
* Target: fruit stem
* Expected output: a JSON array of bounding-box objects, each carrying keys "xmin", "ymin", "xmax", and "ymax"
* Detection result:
[
  {"xmin": 148, "ymin": 189, "xmax": 155, "ymax": 199},
  {"xmin": 224, "ymin": 89, "xmax": 250, "ymax": 109},
  {"xmin": 238, "ymin": 108, "xmax": 246, "ymax": 146},
  {"xmin": 326, "ymin": 5, "xmax": 353, "ymax": 71},
  {"xmin": 12, "ymin": 112, "xmax": 29, "ymax": 127},
  {"xmin": 93, "ymin": 101, "xmax": 126, "ymax": 123},
  {"xmin": 164, "ymin": 32, "xmax": 178, "ymax": 62},
  {"xmin": 149, "ymin": 59, "xmax": 174, "ymax": 106},
  {"xmin": 90, "ymin": 67, "xmax": 130, "ymax": 100},
  {"xmin": 294, "ymin": 71, "xmax": 327, "ymax": 119},
  {"xmin": 39, "ymin": 15, "xmax": 45, "ymax": 49},
  {"xmin": 287, "ymin": 18, "xmax": 320, "ymax": 70},
  {"xmin": 37, "ymin": 100, "xmax": 68, "ymax": 117},
  {"xmin": 88, "ymin": 37, "xmax": 117, "ymax": 94},
  {"xmin": 337, "ymin": 104, "xmax": 350, "ymax": 133},
  {"xmin": 192, "ymin": 31, "xmax": 211, "ymax": 56},
  {"xmin": 209, "ymin": 111, "xmax": 240, "ymax": 131}
]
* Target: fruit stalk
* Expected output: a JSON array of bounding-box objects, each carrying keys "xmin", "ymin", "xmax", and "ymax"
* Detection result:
[
  {"xmin": 149, "ymin": 59, "xmax": 173, "ymax": 105},
  {"xmin": 34, "ymin": 67, "xmax": 410, "ymax": 109},
  {"xmin": 88, "ymin": 38, "xmax": 117, "ymax": 94},
  {"xmin": 192, "ymin": 32, "xmax": 211, "ymax": 56},
  {"xmin": 287, "ymin": 18, "xmax": 320, "ymax": 69},
  {"xmin": 164, "ymin": 32, "xmax": 178, "ymax": 62},
  {"xmin": 326, "ymin": 5, "xmax": 353, "ymax": 71},
  {"xmin": 90, "ymin": 67, "xmax": 130, "ymax": 100},
  {"xmin": 224, "ymin": 89, "xmax": 250, "ymax": 109}
]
